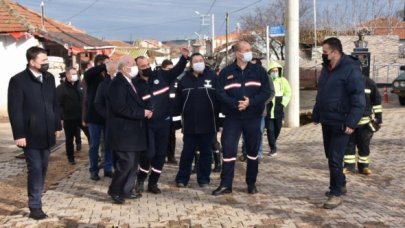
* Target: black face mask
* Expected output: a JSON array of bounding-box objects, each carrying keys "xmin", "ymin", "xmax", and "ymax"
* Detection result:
[
  {"xmin": 39, "ymin": 63, "xmax": 49, "ymax": 73},
  {"xmin": 141, "ymin": 67, "xmax": 153, "ymax": 78},
  {"xmin": 322, "ymin": 54, "xmax": 331, "ymax": 66}
]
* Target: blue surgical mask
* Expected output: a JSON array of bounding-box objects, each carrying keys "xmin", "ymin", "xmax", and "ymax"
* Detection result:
[{"xmin": 242, "ymin": 51, "xmax": 253, "ymax": 63}]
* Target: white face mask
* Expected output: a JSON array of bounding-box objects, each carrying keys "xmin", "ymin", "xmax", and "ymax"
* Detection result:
[
  {"xmin": 71, "ymin": 74, "xmax": 78, "ymax": 82},
  {"xmin": 129, "ymin": 66, "xmax": 138, "ymax": 78},
  {"xmin": 192, "ymin": 62, "xmax": 205, "ymax": 72},
  {"xmin": 242, "ymin": 51, "xmax": 253, "ymax": 63},
  {"xmin": 270, "ymin": 72, "xmax": 278, "ymax": 78}
]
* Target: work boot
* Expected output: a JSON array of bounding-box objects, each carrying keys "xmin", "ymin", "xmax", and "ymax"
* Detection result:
[
  {"xmin": 135, "ymin": 180, "xmax": 145, "ymax": 193},
  {"xmin": 147, "ymin": 185, "xmax": 162, "ymax": 194},
  {"xmin": 343, "ymin": 167, "xmax": 355, "ymax": 174},
  {"xmin": 213, "ymin": 150, "xmax": 222, "ymax": 172},
  {"xmin": 323, "ymin": 196, "xmax": 342, "ymax": 209},
  {"xmin": 192, "ymin": 151, "xmax": 200, "ymax": 174},
  {"xmin": 325, "ymin": 186, "xmax": 347, "ymax": 197},
  {"xmin": 359, "ymin": 167, "xmax": 372, "ymax": 175}
]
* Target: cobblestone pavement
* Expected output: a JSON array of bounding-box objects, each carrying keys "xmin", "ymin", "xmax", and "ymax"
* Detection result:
[{"xmin": 0, "ymin": 100, "xmax": 404, "ymax": 227}]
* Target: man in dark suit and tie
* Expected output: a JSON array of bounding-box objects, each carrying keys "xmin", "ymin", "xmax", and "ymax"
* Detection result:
[
  {"xmin": 8, "ymin": 46, "xmax": 62, "ymax": 219},
  {"xmin": 107, "ymin": 55, "xmax": 152, "ymax": 204}
]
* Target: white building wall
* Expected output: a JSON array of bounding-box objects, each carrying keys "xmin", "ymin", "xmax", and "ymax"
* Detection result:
[{"xmin": 0, "ymin": 34, "xmax": 40, "ymax": 118}]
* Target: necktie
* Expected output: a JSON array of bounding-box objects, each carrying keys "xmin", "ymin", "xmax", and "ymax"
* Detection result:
[
  {"xmin": 129, "ymin": 82, "xmax": 137, "ymax": 93},
  {"xmin": 37, "ymin": 75, "xmax": 43, "ymax": 83}
]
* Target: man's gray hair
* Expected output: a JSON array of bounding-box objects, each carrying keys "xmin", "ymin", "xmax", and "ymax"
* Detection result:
[{"xmin": 117, "ymin": 55, "xmax": 133, "ymax": 71}]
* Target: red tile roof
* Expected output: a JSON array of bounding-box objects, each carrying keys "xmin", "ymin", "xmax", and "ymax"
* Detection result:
[
  {"xmin": 0, "ymin": 0, "xmax": 111, "ymax": 49},
  {"xmin": 359, "ymin": 17, "xmax": 405, "ymax": 39}
]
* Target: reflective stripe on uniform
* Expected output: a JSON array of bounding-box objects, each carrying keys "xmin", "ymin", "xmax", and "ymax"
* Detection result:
[
  {"xmin": 170, "ymin": 93, "xmax": 176, "ymax": 98},
  {"xmin": 139, "ymin": 167, "xmax": 150, "ymax": 174},
  {"xmin": 358, "ymin": 156, "xmax": 369, "ymax": 164},
  {"xmin": 224, "ymin": 83, "xmax": 241, "ymax": 90},
  {"xmin": 247, "ymin": 155, "xmax": 259, "ymax": 160},
  {"xmin": 373, "ymin": 105, "xmax": 383, "ymax": 113},
  {"xmin": 223, "ymin": 157, "xmax": 236, "ymax": 162},
  {"xmin": 219, "ymin": 113, "xmax": 225, "ymax": 118},
  {"xmin": 151, "ymin": 167, "xmax": 162, "ymax": 174},
  {"xmin": 344, "ymin": 155, "xmax": 356, "ymax": 164},
  {"xmin": 172, "ymin": 116, "xmax": 181, "ymax": 121},
  {"xmin": 358, "ymin": 116, "xmax": 371, "ymax": 125},
  {"xmin": 245, "ymin": 81, "xmax": 261, "ymax": 87},
  {"xmin": 142, "ymin": 94, "xmax": 151, "ymax": 100},
  {"xmin": 365, "ymin": 88, "xmax": 371, "ymax": 94},
  {"xmin": 153, "ymin": 86, "xmax": 170, "ymax": 96}
]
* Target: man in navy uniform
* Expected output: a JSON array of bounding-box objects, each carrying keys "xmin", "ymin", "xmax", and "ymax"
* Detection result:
[
  {"xmin": 8, "ymin": 46, "xmax": 62, "ymax": 219},
  {"xmin": 213, "ymin": 41, "xmax": 273, "ymax": 195},
  {"xmin": 133, "ymin": 48, "xmax": 189, "ymax": 194}
]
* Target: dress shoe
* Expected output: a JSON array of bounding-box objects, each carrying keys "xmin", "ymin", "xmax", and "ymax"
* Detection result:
[
  {"xmin": 69, "ymin": 160, "xmax": 76, "ymax": 165},
  {"xmin": 135, "ymin": 180, "xmax": 144, "ymax": 193},
  {"xmin": 325, "ymin": 186, "xmax": 347, "ymax": 197},
  {"xmin": 29, "ymin": 208, "xmax": 47, "ymax": 220},
  {"xmin": 359, "ymin": 167, "xmax": 372, "ymax": 175},
  {"xmin": 104, "ymin": 171, "xmax": 114, "ymax": 178},
  {"xmin": 212, "ymin": 186, "xmax": 232, "ymax": 196},
  {"xmin": 199, "ymin": 183, "xmax": 209, "ymax": 188},
  {"xmin": 127, "ymin": 191, "xmax": 142, "ymax": 199},
  {"xmin": 147, "ymin": 185, "xmax": 162, "ymax": 194},
  {"xmin": 90, "ymin": 174, "xmax": 100, "ymax": 181},
  {"xmin": 166, "ymin": 158, "xmax": 178, "ymax": 165},
  {"xmin": 110, "ymin": 194, "xmax": 125, "ymax": 204},
  {"xmin": 323, "ymin": 196, "xmax": 342, "ymax": 209},
  {"xmin": 176, "ymin": 182, "xmax": 186, "ymax": 188},
  {"xmin": 248, "ymin": 185, "xmax": 258, "ymax": 194}
]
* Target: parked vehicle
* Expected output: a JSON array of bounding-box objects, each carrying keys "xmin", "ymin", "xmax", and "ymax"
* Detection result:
[{"xmin": 391, "ymin": 66, "xmax": 405, "ymax": 106}]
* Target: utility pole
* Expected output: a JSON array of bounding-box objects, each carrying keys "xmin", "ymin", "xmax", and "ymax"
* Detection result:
[
  {"xmin": 211, "ymin": 14, "xmax": 215, "ymax": 54},
  {"xmin": 285, "ymin": 0, "xmax": 300, "ymax": 127},
  {"xmin": 313, "ymin": 0, "xmax": 317, "ymax": 50},
  {"xmin": 225, "ymin": 12, "xmax": 229, "ymax": 66},
  {"xmin": 40, "ymin": 0, "xmax": 45, "ymax": 29}
]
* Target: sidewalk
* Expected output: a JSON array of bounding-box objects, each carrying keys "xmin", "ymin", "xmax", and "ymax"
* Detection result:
[{"xmin": 0, "ymin": 95, "xmax": 404, "ymax": 227}]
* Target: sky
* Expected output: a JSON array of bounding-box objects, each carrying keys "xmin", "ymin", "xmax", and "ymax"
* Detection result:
[
  {"xmin": 16, "ymin": 0, "xmax": 270, "ymax": 41},
  {"xmin": 15, "ymin": 0, "xmax": 404, "ymax": 42}
]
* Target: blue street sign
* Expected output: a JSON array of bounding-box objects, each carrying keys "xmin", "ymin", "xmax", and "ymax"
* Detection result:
[{"xmin": 269, "ymin": 25, "xmax": 285, "ymax": 37}]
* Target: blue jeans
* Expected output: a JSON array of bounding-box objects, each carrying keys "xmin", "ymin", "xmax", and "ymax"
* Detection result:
[
  {"xmin": 176, "ymin": 133, "xmax": 215, "ymax": 185},
  {"xmin": 88, "ymin": 123, "xmax": 113, "ymax": 176},
  {"xmin": 23, "ymin": 148, "xmax": 50, "ymax": 208},
  {"xmin": 265, "ymin": 117, "xmax": 283, "ymax": 153},
  {"xmin": 322, "ymin": 124, "xmax": 350, "ymax": 196}
]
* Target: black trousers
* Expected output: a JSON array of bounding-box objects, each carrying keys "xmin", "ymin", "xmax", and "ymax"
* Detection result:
[
  {"xmin": 23, "ymin": 148, "xmax": 50, "ymax": 208},
  {"xmin": 109, "ymin": 150, "xmax": 140, "ymax": 197},
  {"xmin": 63, "ymin": 118, "xmax": 90, "ymax": 161},
  {"xmin": 138, "ymin": 121, "xmax": 170, "ymax": 186},
  {"xmin": 166, "ymin": 121, "xmax": 176, "ymax": 160},
  {"xmin": 344, "ymin": 124, "xmax": 374, "ymax": 170}
]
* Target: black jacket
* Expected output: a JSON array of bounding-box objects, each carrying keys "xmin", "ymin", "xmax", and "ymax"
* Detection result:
[
  {"xmin": 177, "ymin": 68, "xmax": 218, "ymax": 134},
  {"xmin": 216, "ymin": 62, "xmax": 273, "ymax": 119},
  {"xmin": 8, "ymin": 68, "xmax": 62, "ymax": 149},
  {"xmin": 84, "ymin": 64, "xmax": 107, "ymax": 124},
  {"xmin": 132, "ymin": 56, "xmax": 187, "ymax": 127},
  {"xmin": 94, "ymin": 76, "xmax": 112, "ymax": 120},
  {"xmin": 107, "ymin": 73, "xmax": 147, "ymax": 152},
  {"xmin": 363, "ymin": 76, "xmax": 382, "ymax": 123},
  {"xmin": 312, "ymin": 54, "xmax": 366, "ymax": 128},
  {"xmin": 56, "ymin": 81, "xmax": 83, "ymax": 120}
]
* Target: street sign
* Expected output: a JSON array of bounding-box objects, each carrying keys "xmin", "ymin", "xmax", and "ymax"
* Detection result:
[{"xmin": 269, "ymin": 25, "xmax": 285, "ymax": 37}]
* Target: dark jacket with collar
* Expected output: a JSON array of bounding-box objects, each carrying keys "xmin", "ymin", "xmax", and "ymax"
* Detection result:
[
  {"xmin": 216, "ymin": 61, "xmax": 273, "ymax": 120},
  {"xmin": 56, "ymin": 81, "xmax": 83, "ymax": 120},
  {"xmin": 94, "ymin": 76, "xmax": 112, "ymax": 120},
  {"xmin": 177, "ymin": 68, "xmax": 218, "ymax": 134},
  {"xmin": 8, "ymin": 67, "xmax": 62, "ymax": 149},
  {"xmin": 107, "ymin": 73, "xmax": 147, "ymax": 152},
  {"xmin": 312, "ymin": 54, "xmax": 366, "ymax": 128},
  {"xmin": 132, "ymin": 55, "xmax": 187, "ymax": 127},
  {"xmin": 84, "ymin": 64, "xmax": 107, "ymax": 124}
]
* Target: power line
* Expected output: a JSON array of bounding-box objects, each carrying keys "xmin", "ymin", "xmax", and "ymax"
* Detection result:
[
  {"xmin": 229, "ymin": 0, "xmax": 263, "ymax": 14},
  {"xmin": 206, "ymin": 0, "xmax": 217, "ymax": 14},
  {"xmin": 64, "ymin": 0, "xmax": 100, "ymax": 21}
]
